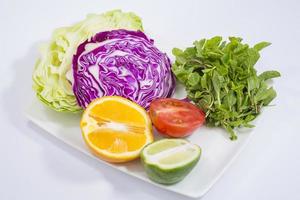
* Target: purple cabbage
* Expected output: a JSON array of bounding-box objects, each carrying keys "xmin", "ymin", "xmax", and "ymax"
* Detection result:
[{"xmin": 72, "ymin": 29, "xmax": 176, "ymax": 109}]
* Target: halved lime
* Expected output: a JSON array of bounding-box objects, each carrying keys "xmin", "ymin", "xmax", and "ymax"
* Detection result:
[{"xmin": 141, "ymin": 139, "xmax": 201, "ymax": 185}]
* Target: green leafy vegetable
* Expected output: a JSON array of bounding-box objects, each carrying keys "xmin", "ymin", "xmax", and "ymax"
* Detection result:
[{"xmin": 172, "ymin": 36, "xmax": 280, "ymax": 140}]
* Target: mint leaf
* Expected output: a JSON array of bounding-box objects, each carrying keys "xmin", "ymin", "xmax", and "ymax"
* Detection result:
[
  {"xmin": 258, "ymin": 70, "xmax": 281, "ymax": 81},
  {"xmin": 188, "ymin": 73, "xmax": 200, "ymax": 86},
  {"xmin": 254, "ymin": 42, "xmax": 271, "ymax": 51}
]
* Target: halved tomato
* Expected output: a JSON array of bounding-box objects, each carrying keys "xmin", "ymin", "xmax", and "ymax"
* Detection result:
[{"xmin": 149, "ymin": 98, "xmax": 205, "ymax": 137}]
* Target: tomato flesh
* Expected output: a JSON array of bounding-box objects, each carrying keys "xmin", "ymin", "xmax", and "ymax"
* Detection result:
[{"xmin": 149, "ymin": 98, "xmax": 205, "ymax": 137}]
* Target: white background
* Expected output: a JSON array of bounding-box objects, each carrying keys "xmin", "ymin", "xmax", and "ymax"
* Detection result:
[{"xmin": 1, "ymin": 0, "xmax": 300, "ymax": 199}]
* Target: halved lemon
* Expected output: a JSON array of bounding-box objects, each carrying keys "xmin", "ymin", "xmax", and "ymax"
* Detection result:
[{"xmin": 80, "ymin": 96, "xmax": 153, "ymax": 163}]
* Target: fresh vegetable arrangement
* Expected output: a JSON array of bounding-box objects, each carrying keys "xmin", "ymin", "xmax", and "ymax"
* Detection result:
[
  {"xmin": 172, "ymin": 37, "xmax": 280, "ymax": 140},
  {"xmin": 32, "ymin": 10, "xmax": 280, "ymax": 185}
]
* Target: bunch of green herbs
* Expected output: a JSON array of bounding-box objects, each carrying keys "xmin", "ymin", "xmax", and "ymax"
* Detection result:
[{"xmin": 172, "ymin": 36, "xmax": 280, "ymax": 140}]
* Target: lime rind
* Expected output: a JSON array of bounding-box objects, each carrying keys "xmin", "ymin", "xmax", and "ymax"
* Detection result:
[{"xmin": 142, "ymin": 155, "xmax": 200, "ymax": 185}]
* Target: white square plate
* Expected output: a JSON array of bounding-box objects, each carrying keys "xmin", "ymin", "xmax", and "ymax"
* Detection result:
[{"xmin": 26, "ymin": 86, "xmax": 252, "ymax": 198}]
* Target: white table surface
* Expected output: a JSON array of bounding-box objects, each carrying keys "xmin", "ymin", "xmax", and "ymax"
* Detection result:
[{"xmin": 1, "ymin": 0, "xmax": 300, "ymax": 199}]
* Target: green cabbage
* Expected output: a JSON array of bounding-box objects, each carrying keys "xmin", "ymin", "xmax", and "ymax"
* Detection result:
[{"xmin": 32, "ymin": 10, "xmax": 144, "ymax": 112}]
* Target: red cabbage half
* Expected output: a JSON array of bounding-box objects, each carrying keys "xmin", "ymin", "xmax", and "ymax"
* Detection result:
[{"xmin": 72, "ymin": 29, "xmax": 175, "ymax": 109}]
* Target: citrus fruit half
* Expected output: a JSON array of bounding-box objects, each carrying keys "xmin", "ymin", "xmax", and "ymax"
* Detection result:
[
  {"xmin": 141, "ymin": 139, "xmax": 201, "ymax": 184},
  {"xmin": 81, "ymin": 96, "xmax": 153, "ymax": 163}
]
